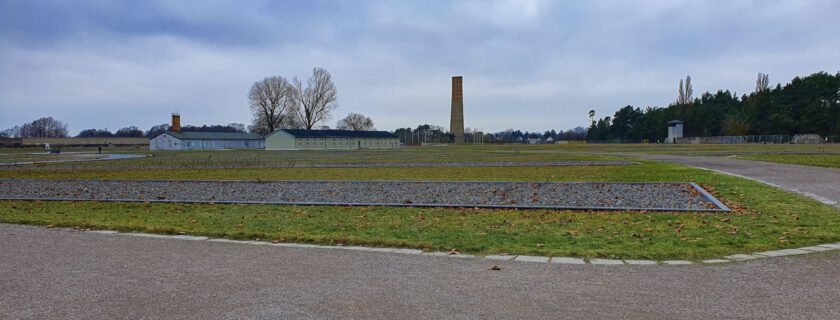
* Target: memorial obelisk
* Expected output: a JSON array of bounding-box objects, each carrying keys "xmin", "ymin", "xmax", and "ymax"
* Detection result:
[{"xmin": 450, "ymin": 76, "xmax": 465, "ymax": 144}]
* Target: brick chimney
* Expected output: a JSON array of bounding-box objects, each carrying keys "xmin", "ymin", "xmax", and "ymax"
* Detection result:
[
  {"xmin": 171, "ymin": 113, "xmax": 181, "ymax": 133},
  {"xmin": 450, "ymin": 76, "xmax": 464, "ymax": 144}
]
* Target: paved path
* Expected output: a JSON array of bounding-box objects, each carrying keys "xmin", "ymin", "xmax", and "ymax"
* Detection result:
[
  {"xmin": 3, "ymin": 224, "xmax": 840, "ymax": 319},
  {"xmin": 640, "ymin": 155, "xmax": 840, "ymax": 210}
]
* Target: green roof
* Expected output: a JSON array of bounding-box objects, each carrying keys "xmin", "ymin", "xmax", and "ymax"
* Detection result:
[
  {"xmin": 154, "ymin": 131, "xmax": 263, "ymax": 140},
  {"xmin": 274, "ymin": 129, "xmax": 398, "ymax": 139}
]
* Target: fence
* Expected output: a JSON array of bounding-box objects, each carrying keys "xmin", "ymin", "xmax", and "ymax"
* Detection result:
[
  {"xmin": 676, "ymin": 135, "xmax": 791, "ymax": 144},
  {"xmin": 587, "ymin": 134, "xmax": 839, "ymax": 144}
]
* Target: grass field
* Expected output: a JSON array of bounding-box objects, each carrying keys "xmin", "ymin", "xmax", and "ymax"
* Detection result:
[
  {"xmin": 2, "ymin": 144, "xmax": 839, "ymax": 260},
  {"xmin": 735, "ymin": 154, "xmax": 840, "ymax": 168}
]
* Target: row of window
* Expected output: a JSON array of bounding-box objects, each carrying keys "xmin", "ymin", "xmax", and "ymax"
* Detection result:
[{"xmin": 296, "ymin": 138, "xmax": 398, "ymax": 147}]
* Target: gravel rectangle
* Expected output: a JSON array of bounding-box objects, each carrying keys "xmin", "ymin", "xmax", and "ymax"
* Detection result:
[
  {"xmin": 4, "ymin": 160, "xmax": 638, "ymax": 171},
  {"xmin": 0, "ymin": 179, "xmax": 729, "ymax": 212}
]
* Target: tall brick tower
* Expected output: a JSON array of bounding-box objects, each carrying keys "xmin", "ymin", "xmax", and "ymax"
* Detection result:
[{"xmin": 450, "ymin": 76, "xmax": 465, "ymax": 144}]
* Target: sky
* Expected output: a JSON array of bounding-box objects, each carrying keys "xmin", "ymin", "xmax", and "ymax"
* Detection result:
[{"xmin": 1, "ymin": 0, "xmax": 839, "ymax": 134}]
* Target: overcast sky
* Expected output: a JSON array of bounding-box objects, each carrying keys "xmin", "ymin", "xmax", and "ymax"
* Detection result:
[{"xmin": 2, "ymin": 0, "xmax": 839, "ymax": 134}]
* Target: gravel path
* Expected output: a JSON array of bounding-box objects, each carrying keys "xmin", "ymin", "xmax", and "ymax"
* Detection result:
[
  {"xmin": 0, "ymin": 179, "xmax": 727, "ymax": 211},
  {"xmin": 0, "ymin": 160, "xmax": 636, "ymax": 170}
]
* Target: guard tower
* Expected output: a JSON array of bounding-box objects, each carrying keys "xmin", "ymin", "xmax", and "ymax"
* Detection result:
[{"xmin": 666, "ymin": 120, "xmax": 683, "ymax": 143}]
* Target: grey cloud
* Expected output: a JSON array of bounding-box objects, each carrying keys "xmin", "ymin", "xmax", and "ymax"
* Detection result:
[{"xmin": 1, "ymin": 0, "xmax": 839, "ymax": 133}]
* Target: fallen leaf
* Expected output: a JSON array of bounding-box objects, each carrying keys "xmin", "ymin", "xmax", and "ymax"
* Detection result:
[{"xmin": 487, "ymin": 265, "xmax": 502, "ymax": 271}]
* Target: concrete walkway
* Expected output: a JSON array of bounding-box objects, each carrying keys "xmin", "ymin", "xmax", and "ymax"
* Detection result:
[
  {"xmin": 641, "ymin": 154, "xmax": 840, "ymax": 210},
  {"xmin": 2, "ymin": 224, "xmax": 840, "ymax": 319}
]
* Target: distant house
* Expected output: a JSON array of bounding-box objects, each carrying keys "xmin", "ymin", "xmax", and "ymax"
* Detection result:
[
  {"xmin": 265, "ymin": 129, "xmax": 400, "ymax": 150},
  {"xmin": 527, "ymin": 134, "xmax": 542, "ymax": 144},
  {"xmin": 149, "ymin": 114, "xmax": 264, "ymax": 150}
]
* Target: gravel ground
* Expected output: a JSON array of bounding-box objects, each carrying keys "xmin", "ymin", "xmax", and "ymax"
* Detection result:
[
  {"xmin": 0, "ymin": 154, "xmax": 146, "ymax": 166},
  {"xmin": 0, "ymin": 160, "xmax": 636, "ymax": 171},
  {"xmin": 0, "ymin": 179, "xmax": 725, "ymax": 211}
]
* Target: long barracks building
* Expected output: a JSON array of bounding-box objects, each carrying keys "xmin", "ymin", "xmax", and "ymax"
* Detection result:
[{"xmin": 265, "ymin": 129, "xmax": 399, "ymax": 150}]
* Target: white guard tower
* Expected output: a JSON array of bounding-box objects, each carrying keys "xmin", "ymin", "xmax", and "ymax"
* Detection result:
[{"xmin": 666, "ymin": 120, "xmax": 683, "ymax": 144}]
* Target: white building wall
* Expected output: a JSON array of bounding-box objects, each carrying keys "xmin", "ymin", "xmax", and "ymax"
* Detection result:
[
  {"xmin": 666, "ymin": 124, "xmax": 684, "ymax": 144},
  {"xmin": 182, "ymin": 139, "xmax": 264, "ymax": 150},
  {"xmin": 150, "ymin": 133, "xmax": 264, "ymax": 150},
  {"xmin": 149, "ymin": 133, "xmax": 182, "ymax": 150}
]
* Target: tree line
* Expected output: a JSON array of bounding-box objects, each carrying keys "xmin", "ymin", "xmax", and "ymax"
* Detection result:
[
  {"xmin": 0, "ymin": 117, "xmax": 248, "ymax": 139},
  {"xmin": 393, "ymin": 124, "xmax": 588, "ymax": 144},
  {"xmin": 587, "ymin": 71, "xmax": 840, "ymax": 142}
]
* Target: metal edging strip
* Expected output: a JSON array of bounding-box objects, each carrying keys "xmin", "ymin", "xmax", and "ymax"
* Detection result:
[{"xmin": 689, "ymin": 182, "xmax": 731, "ymax": 212}]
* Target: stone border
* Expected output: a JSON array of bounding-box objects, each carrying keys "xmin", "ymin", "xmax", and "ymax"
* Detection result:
[{"xmin": 76, "ymin": 227, "xmax": 840, "ymax": 266}]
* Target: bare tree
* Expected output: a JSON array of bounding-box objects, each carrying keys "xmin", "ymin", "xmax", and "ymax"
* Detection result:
[
  {"xmin": 677, "ymin": 75, "xmax": 693, "ymax": 105},
  {"xmin": 19, "ymin": 117, "xmax": 69, "ymax": 138},
  {"xmin": 336, "ymin": 113, "xmax": 375, "ymax": 131},
  {"xmin": 248, "ymin": 112, "xmax": 302, "ymax": 135},
  {"xmin": 292, "ymin": 67, "xmax": 338, "ymax": 130},
  {"xmin": 248, "ymin": 76, "xmax": 296, "ymax": 136},
  {"xmin": 227, "ymin": 123, "xmax": 246, "ymax": 133},
  {"xmin": 722, "ymin": 113, "xmax": 751, "ymax": 136},
  {"xmin": 755, "ymin": 72, "xmax": 769, "ymax": 93},
  {"xmin": 279, "ymin": 113, "xmax": 302, "ymax": 129},
  {"xmin": 114, "ymin": 126, "xmax": 144, "ymax": 137},
  {"xmin": 1, "ymin": 126, "xmax": 22, "ymax": 138},
  {"xmin": 145, "ymin": 123, "xmax": 170, "ymax": 137}
]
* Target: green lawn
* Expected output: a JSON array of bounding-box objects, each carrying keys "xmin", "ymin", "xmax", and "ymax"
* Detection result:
[
  {"xmin": 2, "ymin": 146, "xmax": 839, "ymax": 260},
  {"xmin": 735, "ymin": 154, "xmax": 840, "ymax": 169}
]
